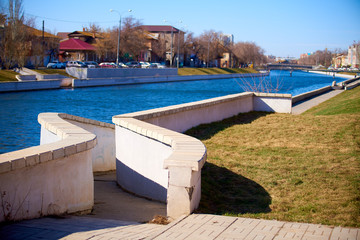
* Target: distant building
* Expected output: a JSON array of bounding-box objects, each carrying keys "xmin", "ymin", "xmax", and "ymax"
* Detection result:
[
  {"xmin": 348, "ymin": 43, "xmax": 360, "ymax": 68},
  {"xmin": 25, "ymin": 26, "xmax": 60, "ymax": 67},
  {"xmin": 140, "ymin": 25, "xmax": 185, "ymax": 65},
  {"xmin": 219, "ymin": 34, "xmax": 234, "ymax": 68},
  {"xmin": 333, "ymin": 54, "xmax": 348, "ymax": 68},
  {"xmin": 58, "ymin": 30, "xmax": 99, "ymax": 62}
]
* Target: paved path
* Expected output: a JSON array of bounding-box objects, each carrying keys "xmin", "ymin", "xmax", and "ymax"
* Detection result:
[
  {"xmin": 1, "ymin": 214, "xmax": 359, "ymax": 239},
  {"xmin": 291, "ymin": 89, "xmax": 344, "ymax": 115}
]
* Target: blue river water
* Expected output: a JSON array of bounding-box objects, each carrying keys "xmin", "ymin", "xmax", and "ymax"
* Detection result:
[{"xmin": 0, "ymin": 70, "xmax": 345, "ymax": 154}]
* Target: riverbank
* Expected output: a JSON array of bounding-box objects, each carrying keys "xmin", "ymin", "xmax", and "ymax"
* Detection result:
[
  {"xmin": 0, "ymin": 68, "xmax": 268, "ymax": 92},
  {"xmin": 308, "ymin": 70, "xmax": 357, "ymax": 79}
]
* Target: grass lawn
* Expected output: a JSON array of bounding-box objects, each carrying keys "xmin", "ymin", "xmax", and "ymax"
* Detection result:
[
  {"xmin": 0, "ymin": 70, "xmax": 18, "ymax": 82},
  {"xmin": 186, "ymin": 86, "xmax": 360, "ymax": 227},
  {"xmin": 178, "ymin": 68, "xmax": 258, "ymax": 75}
]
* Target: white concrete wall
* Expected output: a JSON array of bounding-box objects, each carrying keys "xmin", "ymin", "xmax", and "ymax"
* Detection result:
[
  {"xmin": 112, "ymin": 117, "xmax": 206, "ymax": 220},
  {"xmin": 67, "ymin": 68, "xmax": 178, "ymax": 79},
  {"xmin": 254, "ymin": 93, "xmax": 292, "ymax": 113},
  {"xmin": 0, "ymin": 150, "xmax": 93, "ymax": 222},
  {"xmin": 72, "ymin": 73, "xmax": 269, "ymax": 88},
  {"xmin": 112, "ymin": 92, "xmax": 292, "ymax": 219},
  {"xmin": 119, "ymin": 92, "xmax": 254, "ymax": 133},
  {"xmin": 0, "ymin": 113, "xmax": 97, "ymax": 222},
  {"xmin": 115, "ymin": 125, "xmax": 172, "ymax": 201},
  {"xmin": 66, "ymin": 118, "xmax": 115, "ymax": 172}
]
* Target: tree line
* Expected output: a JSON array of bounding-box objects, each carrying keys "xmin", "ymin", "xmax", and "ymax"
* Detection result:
[{"xmin": 1, "ymin": 0, "xmax": 353, "ymax": 70}]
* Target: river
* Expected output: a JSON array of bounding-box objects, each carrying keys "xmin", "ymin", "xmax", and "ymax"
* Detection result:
[{"xmin": 0, "ymin": 70, "xmax": 345, "ymax": 154}]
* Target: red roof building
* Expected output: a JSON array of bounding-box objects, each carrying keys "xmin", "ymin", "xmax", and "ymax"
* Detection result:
[
  {"xmin": 59, "ymin": 38, "xmax": 96, "ymax": 61},
  {"xmin": 60, "ymin": 38, "xmax": 96, "ymax": 51}
]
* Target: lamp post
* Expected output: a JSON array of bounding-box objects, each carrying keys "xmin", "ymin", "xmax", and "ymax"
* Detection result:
[
  {"xmin": 165, "ymin": 20, "xmax": 186, "ymax": 68},
  {"xmin": 110, "ymin": 9, "xmax": 132, "ymax": 66},
  {"xmin": 176, "ymin": 21, "xmax": 186, "ymax": 69}
]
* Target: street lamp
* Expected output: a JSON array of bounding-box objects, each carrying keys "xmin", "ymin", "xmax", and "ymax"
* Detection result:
[
  {"xmin": 110, "ymin": 9, "xmax": 132, "ymax": 66},
  {"xmin": 163, "ymin": 20, "xmax": 174, "ymax": 67},
  {"xmin": 164, "ymin": 20, "xmax": 186, "ymax": 68}
]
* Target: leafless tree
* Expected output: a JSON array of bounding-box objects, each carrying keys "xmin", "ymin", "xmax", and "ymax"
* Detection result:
[
  {"xmin": 120, "ymin": 16, "xmax": 147, "ymax": 61},
  {"xmin": 298, "ymin": 49, "xmax": 334, "ymax": 67},
  {"xmin": 231, "ymin": 41, "xmax": 266, "ymax": 68},
  {"xmin": 0, "ymin": 0, "xmax": 31, "ymax": 69},
  {"xmin": 194, "ymin": 30, "xmax": 226, "ymax": 67},
  {"xmin": 151, "ymin": 32, "xmax": 167, "ymax": 62}
]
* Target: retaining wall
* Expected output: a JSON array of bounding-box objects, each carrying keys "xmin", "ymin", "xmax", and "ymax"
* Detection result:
[
  {"xmin": 112, "ymin": 92, "xmax": 292, "ymax": 219},
  {"xmin": 0, "ymin": 113, "xmax": 97, "ymax": 222},
  {"xmin": 72, "ymin": 72, "xmax": 269, "ymax": 88},
  {"xmin": 66, "ymin": 67, "xmax": 178, "ymax": 79},
  {"xmin": 0, "ymin": 80, "xmax": 62, "ymax": 93}
]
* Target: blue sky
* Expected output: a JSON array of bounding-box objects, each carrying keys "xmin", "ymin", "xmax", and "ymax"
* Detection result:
[{"xmin": 16, "ymin": 0, "xmax": 360, "ymax": 57}]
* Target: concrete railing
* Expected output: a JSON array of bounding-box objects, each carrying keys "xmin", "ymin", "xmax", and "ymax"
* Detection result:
[
  {"xmin": 292, "ymin": 85, "xmax": 333, "ymax": 104},
  {"xmin": 112, "ymin": 92, "xmax": 292, "ymax": 220},
  {"xmin": 292, "ymin": 76, "xmax": 360, "ymax": 104},
  {"xmin": 15, "ymin": 75, "xmax": 37, "ymax": 81},
  {"xmin": 72, "ymin": 72, "xmax": 269, "ymax": 88},
  {"xmin": 66, "ymin": 67, "xmax": 178, "ymax": 79},
  {"xmin": 62, "ymin": 114, "xmax": 115, "ymax": 172},
  {"xmin": 0, "ymin": 113, "xmax": 97, "ymax": 222}
]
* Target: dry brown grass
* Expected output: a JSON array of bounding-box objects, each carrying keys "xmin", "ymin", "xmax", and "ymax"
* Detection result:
[{"xmin": 186, "ymin": 89, "xmax": 360, "ymax": 227}]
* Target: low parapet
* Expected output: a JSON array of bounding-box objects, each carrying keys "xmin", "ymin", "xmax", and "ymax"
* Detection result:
[
  {"xmin": 0, "ymin": 113, "xmax": 97, "ymax": 222},
  {"xmin": 112, "ymin": 92, "xmax": 292, "ymax": 219}
]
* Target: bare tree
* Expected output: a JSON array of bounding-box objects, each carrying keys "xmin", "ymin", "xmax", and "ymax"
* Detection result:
[
  {"xmin": 151, "ymin": 31, "xmax": 167, "ymax": 63},
  {"xmin": 0, "ymin": 0, "xmax": 31, "ymax": 69},
  {"xmin": 195, "ymin": 30, "xmax": 225, "ymax": 67},
  {"xmin": 298, "ymin": 49, "xmax": 333, "ymax": 67},
  {"xmin": 231, "ymin": 41, "xmax": 266, "ymax": 68},
  {"xmin": 120, "ymin": 17, "xmax": 147, "ymax": 61}
]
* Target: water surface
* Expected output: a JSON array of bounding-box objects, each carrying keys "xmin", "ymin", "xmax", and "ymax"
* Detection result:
[{"xmin": 0, "ymin": 70, "xmax": 345, "ymax": 154}]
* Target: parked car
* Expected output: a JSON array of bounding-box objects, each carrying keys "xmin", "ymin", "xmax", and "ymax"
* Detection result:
[
  {"xmin": 99, "ymin": 62, "xmax": 117, "ymax": 68},
  {"xmin": 118, "ymin": 62, "xmax": 128, "ymax": 68},
  {"xmin": 149, "ymin": 63, "xmax": 166, "ymax": 69},
  {"xmin": 47, "ymin": 61, "xmax": 65, "ymax": 69},
  {"xmin": 125, "ymin": 61, "xmax": 141, "ymax": 68},
  {"xmin": 66, "ymin": 61, "xmax": 86, "ymax": 68},
  {"xmin": 139, "ymin": 61, "xmax": 150, "ymax": 68},
  {"xmin": 84, "ymin": 61, "xmax": 99, "ymax": 68}
]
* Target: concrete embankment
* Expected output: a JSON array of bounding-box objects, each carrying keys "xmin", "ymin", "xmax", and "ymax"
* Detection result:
[
  {"xmin": 67, "ymin": 67, "xmax": 269, "ymax": 88},
  {"xmin": 308, "ymin": 70, "xmax": 357, "ymax": 79},
  {"xmin": 0, "ymin": 79, "xmax": 71, "ymax": 93},
  {"xmin": 72, "ymin": 72, "xmax": 268, "ymax": 88},
  {"xmin": 0, "ymin": 67, "xmax": 268, "ymax": 92},
  {"xmin": 0, "ymin": 68, "xmax": 73, "ymax": 93}
]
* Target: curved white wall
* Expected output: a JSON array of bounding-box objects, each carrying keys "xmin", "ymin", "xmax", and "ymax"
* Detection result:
[
  {"xmin": 0, "ymin": 113, "xmax": 97, "ymax": 222},
  {"xmin": 113, "ymin": 92, "xmax": 292, "ymax": 220}
]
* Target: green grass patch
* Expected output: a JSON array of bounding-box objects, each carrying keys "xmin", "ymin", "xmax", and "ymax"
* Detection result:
[
  {"xmin": 304, "ymin": 86, "xmax": 360, "ymax": 115},
  {"xmin": 178, "ymin": 68, "xmax": 257, "ymax": 76},
  {"xmin": 186, "ymin": 87, "xmax": 360, "ymax": 227},
  {"xmin": 0, "ymin": 70, "xmax": 18, "ymax": 82}
]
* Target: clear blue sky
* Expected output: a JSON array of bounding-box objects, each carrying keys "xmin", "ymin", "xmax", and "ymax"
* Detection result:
[{"xmin": 17, "ymin": 0, "xmax": 360, "ymax": 57}]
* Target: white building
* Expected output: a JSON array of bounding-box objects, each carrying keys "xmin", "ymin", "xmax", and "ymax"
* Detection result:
[{"xmin": 348, "ymin": 43, "xmax": 360, "ymax": 68}]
